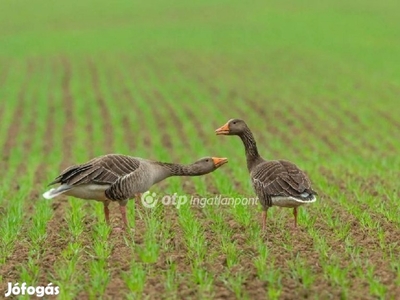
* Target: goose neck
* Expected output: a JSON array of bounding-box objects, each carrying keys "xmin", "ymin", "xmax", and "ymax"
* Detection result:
[
  {"xmin": 158, "ymin": 162, "xmax": 194, "ymax": 176},
  {"xmin": 239, "ymin": 128, "xmax": 261, "ymax": 169}
]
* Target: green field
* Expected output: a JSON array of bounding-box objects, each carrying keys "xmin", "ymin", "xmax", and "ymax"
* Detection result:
[{"xmin": 1, "ymin": 0, "xmax": 399, "ymax": 299}]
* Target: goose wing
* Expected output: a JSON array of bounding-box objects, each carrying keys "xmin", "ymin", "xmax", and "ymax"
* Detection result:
[
  {"xmin": 251, "ymin": 160, "xmax": 316, "ymax": 206},
  {"xmin": 104, "ymin": 167, "xmax": 150, "ymax": 201},
  {"xmin": 48, "ymin": 154, "xmax": 141, "ymax": 186}
]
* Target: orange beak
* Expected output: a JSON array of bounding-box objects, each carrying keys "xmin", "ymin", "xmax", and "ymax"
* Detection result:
[
  {"xmin": 215, "ymin": 122, "xmax": 230, "ymax": 135},
  {"xmin": 212, "ymin": 157, "xmax": 228, "ymax": 167}
]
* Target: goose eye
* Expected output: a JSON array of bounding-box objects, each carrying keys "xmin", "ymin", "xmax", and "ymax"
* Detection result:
[{"xmin": 232, "ymin": 121, "xmax": 237, "ymax": 125}]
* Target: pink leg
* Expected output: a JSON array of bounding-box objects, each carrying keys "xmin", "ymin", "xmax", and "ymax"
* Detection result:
[
  {"xmin": 293, "ymin": 207, "xmax": 298, "ymax": 228},
  {"xmin": 120, "ymin": 205, "xmax": 128, "ymax": 230},
  {"xmin": 262, "ymin": 209, "xmax": 268, "ymax": 231},
  {"xmin": 103, "ymin": 202, "xmax": 110, "ymax": 225}
]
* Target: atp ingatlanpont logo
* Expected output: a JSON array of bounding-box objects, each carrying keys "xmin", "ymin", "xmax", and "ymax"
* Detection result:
[
  {"xmin": 4, "ymin": 282, "xmax": 60, "ymax": 298},
  {"xmin": 140, "ymin": 191, "xmax": 258, "ymax": 209}
]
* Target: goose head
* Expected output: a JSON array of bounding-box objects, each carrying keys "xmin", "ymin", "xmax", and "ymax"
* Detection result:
[
  {"xmin": 215, "ymin": 119, "xmax": 248, "ymax": 135},
  {"xmin": 190, "ymin": 157, "xmax": 228, "ymax": 174}
]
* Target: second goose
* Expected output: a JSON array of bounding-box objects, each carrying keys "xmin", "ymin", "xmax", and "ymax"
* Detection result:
[{"xmin": 215, "ymin": 119, "xmax": 317, "ymax": 230}]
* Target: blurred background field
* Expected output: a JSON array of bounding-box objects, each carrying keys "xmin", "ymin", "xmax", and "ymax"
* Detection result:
[{"xmin": 0, "ymin": 1, "xmax": 399, "ymax": 299}]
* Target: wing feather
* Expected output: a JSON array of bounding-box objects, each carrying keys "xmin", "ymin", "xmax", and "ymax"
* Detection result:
[
  {"xmin": 48, "ymin": 154, "xmax": 142, "ymax": 186},
  {"xmin": 251, "ymin": 160, "xmax": 317, "ymax": 205}
]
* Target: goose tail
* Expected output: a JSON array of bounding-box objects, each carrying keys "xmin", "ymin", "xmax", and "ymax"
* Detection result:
[{"xmin": 42, "ymin": 184, "xmax": 72, "ymax": 199}]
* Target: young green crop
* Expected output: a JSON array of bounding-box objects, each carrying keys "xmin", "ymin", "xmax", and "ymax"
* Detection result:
[
  {"xmin": 222, "ymin": 272, "xmax": 249, "ymax": 299},
  {"xmin": 123, "ymin": 262, "xmax": 147, "ymax": 297},
  {"xmin": 1, "ymin": 0, "xmax": 400, "ymax": 298},
  {"xmin": 164, "ymin": 261, "xmax": 179, "ymax": 296}
]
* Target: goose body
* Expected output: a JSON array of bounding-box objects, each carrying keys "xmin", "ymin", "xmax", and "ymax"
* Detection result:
[
  {"xmin": 44, "ymin": 154, "xmax": 228, "ymax": 229},
  {"xmin": 250, "ymin": 159, "xmax": 316, "ymax": 209},
  {"xmin": 216, "ymin": 119, "xmax": 317, "ymax": 230}
]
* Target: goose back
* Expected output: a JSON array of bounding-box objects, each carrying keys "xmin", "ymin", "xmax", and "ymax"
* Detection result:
[{"xmin": 49, "ymin": 154, "xmax": 142, "ymax": 186}]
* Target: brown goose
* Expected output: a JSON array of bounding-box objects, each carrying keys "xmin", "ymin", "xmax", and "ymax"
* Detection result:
[
  {"xmin": 43, "ymin": 154, "xmax": 228, "ymax": 229},
  {"xmin": 215, "ymin": 119, "xmax": 316, "ymax": 230}
]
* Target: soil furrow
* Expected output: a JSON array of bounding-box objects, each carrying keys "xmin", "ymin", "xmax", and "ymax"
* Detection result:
[
  {"xmin": 0, "ymin": 62, "xmax": 10, "ymax": 88},
  {"xmin": 13, "ymin": 92, "xmax": 39, "ymax": 178},
  {"xmin": 88, "ymin": 59, "xmax": 114, "ymax": 153},
  {"xmin": 174, "ymin": 60, "xmax": 284, "ymax": 159},
  {"xmin": 100, "ymin": 60, "xmax": 170, "ymax": 297},
  {"xmin": 317, "ymin": 167, "xmax": 400, "ymax": 297},
  {"xmin": 278, "ymin": 99, "xmax": 341, "ymax": 155},
  {"xmin": 36, "ymin": 56, "xmax": 79, "ymax": 288},
  {"xmin": 0, "ymin": 63, "xmax": 10, "ymax": 122},
  {"xmin": 320, "ymin": 168, "xmax": 400, "ymax": 249},
  {"xmin": 124, "ymin": 60, "xmax": 155, "ymax": 151},
  {"xmin": 0, "ymin": 58, "xmax": 50, "ymax": 292},
  {"xmin": 312, "ymin": 98, "xmax": 375, "ymax": 155},
  {"xmin": 171, "ymin": 64, "xmax": 262, "ymax": 192},
  {"xmin": 101, "ymin": 61, "xmax": 152, "ymax": 298},
  {"xmin": 191, "ymin": 203, "xmax": 268, "ymax": 299},
  {"xmin": 244, "ymin": 97, "xmax": 314, "ymax": 161},
  {"xmin": 0, "ymin": 60, "xmax": 34, "ymax": 170},
  {"xmin": 32, "ymin": 59, "xmax": 68, "ymax": 286},
  {"xmin": 142, "ymin": 206, "xmax": 191, "ymax": 298},
  {"xmin": 103, "ymin": 61, "xmax": 132, "ymax": 150},
  {"xmin": 59, "ymin": 57, "xmax": 75, "ymax": 169},
  {"xmin": 178, "ymin": 103, "xmax": 223, "ymax": 194},
  {"xmin": 378, "ymin": 109, "xmax": 400, "ymax": 130}
]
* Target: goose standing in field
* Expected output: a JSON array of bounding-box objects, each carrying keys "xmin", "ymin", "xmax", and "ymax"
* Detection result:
[
  {"xmin": 43, "ymin": 154, "xmax": 228, "ymax": 230},
  {"xmin": 215, "ymin": 119, "xmax": 317, "ymax": 230}
]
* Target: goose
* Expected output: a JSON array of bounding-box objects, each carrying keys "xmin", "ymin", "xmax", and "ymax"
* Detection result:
[
  {"xmin": 215, "ymin": 119, "xmax": 316, "ymax": 230},
  {"xmin": 43, "ymin": 154, "xmax": 228, "ymax": 230}
]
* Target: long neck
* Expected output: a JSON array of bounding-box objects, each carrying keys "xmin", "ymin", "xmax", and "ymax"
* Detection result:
[
  {"xmin": 239, "ymin": 127, "xmax": 261, "ymax": 170},
  {"xmin": 156, "ymin": 162, "xmax": 200, "ymax": 177}
]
